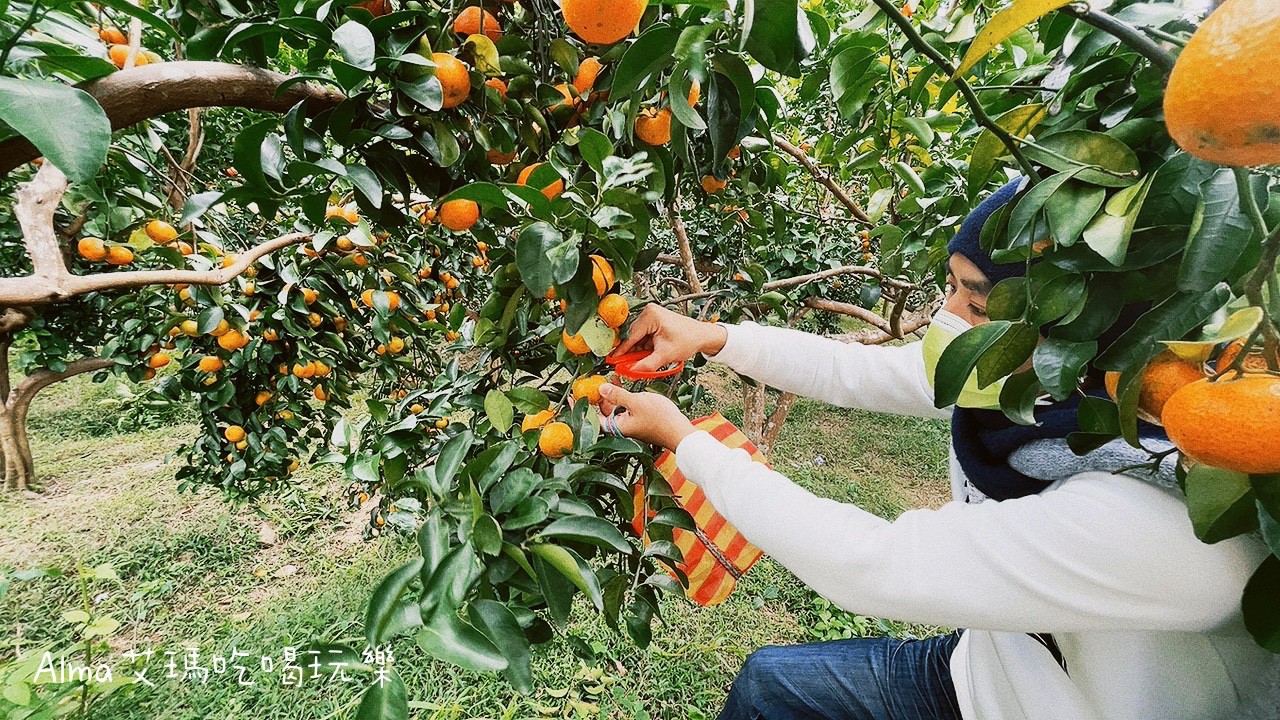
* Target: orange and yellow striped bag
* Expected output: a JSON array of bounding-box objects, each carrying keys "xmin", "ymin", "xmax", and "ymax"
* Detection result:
[{"xmin": 630, "ymin": 413, "xmax": 766, "ymax": 606}]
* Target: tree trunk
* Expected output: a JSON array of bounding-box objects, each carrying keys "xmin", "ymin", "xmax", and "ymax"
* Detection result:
[
  {"xmin": 740, "ymin": 375, "xmax": 766, "ymax": 446},
  {"xmin": 759, "ymin": 392, "xmax": 797, "ymax": 457},
  {"xmin": 0, "ymin": 406, "xmax": 33, "ymax": 491}
]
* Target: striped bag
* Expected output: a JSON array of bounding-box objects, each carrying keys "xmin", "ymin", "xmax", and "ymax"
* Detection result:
[{"xmin": 630, "ymin": 413, "xmax": 766, "ymax": 606}]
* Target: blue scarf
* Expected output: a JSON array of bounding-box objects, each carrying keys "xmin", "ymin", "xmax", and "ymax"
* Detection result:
[{"xmin": 951, "ymin": 394, "xmax": 1169, "ymax": 501}]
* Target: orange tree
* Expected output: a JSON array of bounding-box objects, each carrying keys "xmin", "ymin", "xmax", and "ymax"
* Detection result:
[{"xmin": 3, "ymin": 0, "xmax": 1280, "ymax": 714}]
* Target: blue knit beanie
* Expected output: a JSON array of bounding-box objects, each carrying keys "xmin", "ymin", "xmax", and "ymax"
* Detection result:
[{"xmin": 946, "ymin": 177, "xmax": 1030, "ymax": 285}]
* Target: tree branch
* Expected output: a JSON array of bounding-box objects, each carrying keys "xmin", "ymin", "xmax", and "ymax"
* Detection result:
[
  {"xmin": 762, "ymin": 264, "xmax": 915, "ymax": 292},
  {"xmin": 13, "ymin": 357, "xmax": 114, "ymax": 405},
  {"xmin": 663, "ymin": 201, "xmax": 704, "ymax": 294},
  {"xmin": 1061, "ymin": 4, "xmax": 1176, "ymax": 73},
  {"xmin": 771, "ymin": 137, "xmax": 873, "ymax": 224},
  {"xmin": 0, "ymin": 61, "xmax": 347, "ymax": 176},
  {"xmin": 802, "ymin": 297, "xmax": 892, "ymax": 334},
  {"xmin": 867, "ymin": 0, "xmax": 1040, "ymax": 182}
]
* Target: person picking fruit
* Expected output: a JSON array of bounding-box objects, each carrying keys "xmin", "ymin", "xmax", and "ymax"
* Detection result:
[{"xmin": 598, "ymin": 178, "xmax": 1275, "ymax": 720}]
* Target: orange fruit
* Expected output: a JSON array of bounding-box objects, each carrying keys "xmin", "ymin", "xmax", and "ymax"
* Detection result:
[
  {"xmin": 312, "ymin": 360, "xmax": 331, "ymax": 377},
  {"xmin": 700, "ymin": 175, "xmax": 727, "ymax": 194},
  {"xmin": 439, "ymin": 198, "xmax": 481, "ymax": 231},
  {"xmin": 148, "ymin": 353, "xmax": 171, "ymax": 369},
  {"xmin": 108, "ymin": 44, "xmax": 132, "ymax": 69},
  {"xmin": 176, "ymin": 241, "xmax": 193, "ymax": 255},
  {"xmin": 1104, "ymin": 350, "xmax": 1206, "ymax": 424},
  {"xmin": 387, "ymin": 336, "xmax": 406, "ymax": 354},
  {"xmin": 292, "ymin": 361, "xmax": 316, "ymax": 379},
  {"xmin": 105, "ymin": 246, "xmax": 134, "ymax": 265},
  {"xmin": 727, "ymin": 145, "xmax": 741, "ymax": 160},
  {"xmin": 433, "ymin": 53, "xmax": 472, "ymax": 109},
  {"xmin": 217, "ymin": 329, "xmax": 250, "ymax": 351},
  {"xmin": 302, "ymin": 288, "xmax": 319, "ymax": 305},
  {"xmin": 307, "ymin": 312, "xmax": 323, "ymax": 328},
  {"xmin": 1164, "ymin": 0, "xmax": 1280, "ymax": 166},
  {"xmin": 634, "ymin": 108, "xmax": 672, "ymax": 146},
  {"xmin": 571, "ymin": 375, "xmax": 608, "ymax": 404},
  {"xmin": 77, "ymin": 237, "xmax": 107, "ymax": 261},
  {"xmin": 410, "ymin": 403, "xmax": 425, "ymax": 414},
  {"xmin": 1214, "ymin": 339, "xmax": 1276, "ymax": 374},
  {"xmin": 435, "ymin": 417, "xmax": 449, "ymax": 429},
  {"xmin": 521, "ymin": 408, "xmax": 557, "ymax": 432},
  {"xmin": 560, "ymin": 0, "xmax": 647, "ymax": 45},
  {"xmin": 98, "ymin": 27, "xmax": 127, "ymax": 44},
  {"xmin": 314, "ymin": 385, "xmax": 329, "ymax": 402},
  {"xmin": 1163, "ymin": 374, "xmax": 1280, "ymax": 473},
  {"xmin": 517, "ymin": 163, "xmax": 564, "ymax": 200},
  {"xmin": 562, "ymin": 329, "xmax": 592, "ymax": 355},
  {"xmin": 354, "ymin": 0, "xmax": 391, "ymax": 15},
  {"xmin": 687, "ymin": 79, "xmax": 701, "ymax": 107},
  {"xmin": 145, "ymin": 220, "xmax": 178, "ymax": 244},
  {"xmin": 538, "ymin": 421, "xmax": 575, "ymax": 458},
  {"xmin": 198, "ymin": 356, "xmax": 225, "ymax": 373},
  {"xmin": 590, "ymin": 254, "xmax": 614, "ymax": 296},
  {"xmin": 574, "ymin": 57, "xmax": 604, "ymax": 95},
  {"xmin": 487, "ymin": 148, "xmax": 517, "ymax": 165},
  {"xmin": 453, "ymin": 6, "xmax": 503, "ymax": 42},
  {"xmin": 224, "ymin": 425, "xmax": 247, "ymax": 443},
  {"xmin": 484, "ymin": 77, "xmax": 508, "ymax": 102},
  {"xmin": 179, "ymin": 320, "xmax": 200, "ymax": 336},
  {"xmin": 549, "ymin": 83, "xmax": 578, "ymax": 112},
  {"xmin": 597, "ymin": 293, "xmax": 628, "ymax": 328},
  {"xmin": 255, "ymin": 390, "xmax": 273, "ymax": 406},
  {"xmin": 208, "ymin": 319, "xmax": 230, "ymax": 337},
  {"xmin": 336, "ymin": 236, "xmax": 354, "ymax": 251}
]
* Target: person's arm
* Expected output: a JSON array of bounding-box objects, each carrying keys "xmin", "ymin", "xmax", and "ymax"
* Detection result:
[
  {"xmin": 708, "ymin": 321, "xmax": 950, "ymax": 420},
  {"xmin": 676, "ymin": 430, "xmax": 1262, "ymax": 633}
]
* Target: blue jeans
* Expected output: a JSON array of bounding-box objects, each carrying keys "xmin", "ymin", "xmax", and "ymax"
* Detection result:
[{"xmin": 718, "ymin": 632, "xmax": 964, "ymax": 720}]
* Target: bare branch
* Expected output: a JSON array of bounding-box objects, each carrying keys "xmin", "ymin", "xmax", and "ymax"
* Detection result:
[
  {"xmin": 0, "ymin": 61, "xmax": 347, "ymax": 176},
  {"xmin": 663, "ymin": 201, "xmax": 704, "ymax": 294},
  {"xmin": 654, "ymin": 253, "xmax": 724, "ymax": 277},
  {"xmin": 802, "ymin": 297, "xmax": 892, "ymax": 334},
  {"xmin": 14, "ymin": 164, "xmax": 72, "ymax": 285},
  {"xmin": 829, "ymin": 301, "xmax": 937, "ymax": 345},
  {"xmin": 763, "ymin": 264, "xmax": 915, "ymax": 292},
  {"xmin": 13, "ymin": 357, "xmax": 114, "ymax": 404},
  {"xmin": 771, "ymin": 137, "xmax": 873, "ymax": 224}
]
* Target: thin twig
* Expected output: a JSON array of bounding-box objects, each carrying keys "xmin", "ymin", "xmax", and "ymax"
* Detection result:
[
  {"xmin": 866, "ymin": 0, "xmax": 1040, "ymax": 181},
  {"xmin": 770, "ymin": 137, "xmax": 873, "ymax": 224},
  {"xmin": 1061, "ymin": 4, "xmax": 1177, "ymax": 73}
]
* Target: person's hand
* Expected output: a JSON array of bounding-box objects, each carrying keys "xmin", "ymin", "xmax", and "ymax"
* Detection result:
[
  {"xmin": 597, "ymin": 383, "xmax": 698, "ymax": 452},
  {"xmin": 611, "ymin": 304, "xmax": 728, "ymax": 373}
]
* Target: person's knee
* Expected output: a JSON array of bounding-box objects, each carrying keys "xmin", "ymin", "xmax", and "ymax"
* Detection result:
[{"xmin": 738, "ymin": 645, "xmax": 790, "ymax": 695}]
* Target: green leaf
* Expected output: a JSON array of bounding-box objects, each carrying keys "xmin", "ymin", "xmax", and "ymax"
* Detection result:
[
  {"xmin": 934, "ymin": 321, "xmax": 1013, "ymax": 407},
  {"xmin": 1032, "ymin": 338, "xmax": 1096, "ymax": 401},
  {"xmin": 365, "ymin": 557, "xmax": 425, "ymax": 648},
  {"xmin": 667, "ymin": 64, "xmax": 707, "ymax": 132},
  {"xmin": 472, "ymin": 514, "xmax": 502, "ymax": 557},
  {"xmin": 578, "ymin": 317, "xmax": 618, "ymax": 357},
  {"xmin": 891, "ymin": 161, "xmax": 926, "ymax": 197},
  {"xmin": 986, "ymin": 277, "xmax": 1028, "ymax": 321},
  {"xmin": 535, "ymin": 515, "xmax": 632, "ymax": 554},
  {"xmin": 1251, "ymin": 474, "xmax": 1280, "ymax": 549},
  {"xmin": 333, "ymin": 21, "xmax": 376, "ymax": 70},
  {"xmin": 902, "ymin": 117, "xmax": 935, "ymax": 147},
  {"xmin": 441, "ymin": 181, "xmax": 508, "ymax": 209},
  {"xmin": 576, "ymin": 128, "xmax": 613, "ymax": 177},
  {"xmin": 1023, "ymin": 131, "xmax": 1140, "ymax": 188},
  {"xmin": 420, "ymin": 543, "xmax": 480, "ymax": 619},
  {"xmin": 976, "ymin": 322, "xmax": 1039, "ymax": 387},
  {"xmin": 434, "ymin": 431, "xmax": 473, "ymax": 493},
  {"xmin": 0, "ymin": 78, "xmax": 110, "ymax": 183},
  {"xmin": 954, "ymin": 0, "xmax": 1075, "ymax": 79},
  {"xmin": 415, "ymin": 613, "xmax": 508, "ymax": 672},
  {"xmin": 468, "ymin": 600, "xmax": 532, "ymax": 693},
  {"xmin": 1095, "ymin": 285, "xmax": 1230, "ymax": 372},
  {"xmin": 1243, "ymin": 555, "xmax": 1280, "ymax": 652},
  {"xmin": 1081, "ymin": 174, "xmax": 1154, "ymax": 265},
  {"xmin": 830, "ymin": 44, "xmax": 884, "ymax": 121},
  {"xmin": 1045, "ymin": 180, "xmax": 1105, "ymax": 247},
  {"xmin": 968, "ymin": 104, "xmax": 1046, "ymax": 196},
  {"xmin": 611, "ymin": 26, "xmax": 680, "ymax": 101},
  {"xmin": 1178, "ymin": 169, "xmax": 1256, "ymax": 293},
  {"xmin": 1185, "ymin": 465, "xmax": 1258, "ymax": 544},
  {"xmin": 516, "ymin": 223, "xmax": 578, "ymax": 296},
  {"xmin": 743, "ymin": 0, "xmax": 814, "ymax": 77},
  {"xmin": 529, "ymin": 544, "xmax": 603, "ymax": 611},
  {"xmin": 484, "ymin": 390, "xmax": 514, "ymax": 432},
  {"xmin": 506, "ymin": 387, "xmax": 550, "ymax": 414},
  {"xmin": 999, "ymin": 370, "xmax": 1042, "ymax": 425},
  {"xmin": 355, "ymin": 670, "xmax": 408, "ymax": 720},
  {"xmin": 1258, "ymin": 499, "xmax": 1280, "ymax": 558}
]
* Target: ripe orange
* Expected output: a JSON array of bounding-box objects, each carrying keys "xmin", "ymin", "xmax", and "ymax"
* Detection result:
[
  {"xmin": 700, "ymin": 175, "xmax": 727, "ymax": 194},
  {"xmin": 597, "ymin": 293, "xmax": 628, "ymax": 328},
  {"xmin": 574, "ymin": 57, "xmax": 604, "ymax": 95},
  {"xmin": 292, "ymin": 361, "xmax": 316, "ymax": 379},
  {"xmin": 1214, "ymin": 339, "xmax": 1277, "ymax": 374},
  {"xmin": 145, "ymin": 220, "xmax": 178, "ymax": 244},
  {"xmin": 1163, "ymin": 374, "xmax": 1280, "ymax": 473},
  {"xmin": 435, "ymin": 417, "xmax": 449, "ymax": 429},
  {"xmin": 453, "ymin": 6, "xmax": 503, "ymax": 42},
  {"xmin": 562, "ymin": 329, "xmax": 592, "ymax": 355},
  {"xmin": 1103, "ymin": 350, "xmax": 1206, "ymax": 424},
  {"xmin": 521, "ymin": 408, "xmax": 557, "ymax": 432},
  {"xmin": 108, "ymin": 44, "xmax": 132, "ymax": 69},
  {"xmin": 148, "ymin": 353, "xmax": 171, "ymax": 369},
  {"xmin": 314, "ymin": 385, "xmax": 330, "ymax": 402},
  {"xmin": 727, "ymin": 145, "xmax": 742, "ymax": 160},
  {"xmin": 517, "ymin": 163, "xmax": 565, "ymax": 200},
  {"xmin": 387, "ymin": 336, "xmax": 406, "ymax": 354},
  {"xmin": 433, "ymin": 53, "xmax": 471, "ymax": 109},
  {"xmin": 307, "ymin": 312, "xmax": 323, "ymax": 328},
  {"xmin": 179, "ymin": 320, "xmax": 199, "ymax": 336},
  {"xmin": 1164, "ymin": 0, "xmax": 1280, "ymax": 166},
  {"xmin": 590, "ymin": 254, "xmax": 614, "ymax": 296},
  {"xmin": 354, "ymin": 0, "xmax": 391, "ymax": 16},
  {"xmin": 634, "ymin": 108, "xmax": 672, "ymax": 146},
  {"xmin": 77, "ymin": 237, "xmax": 107, "ymax": 261},
  {"xmin": 176, "ymin": 241, "xmax": 194, "ymax": 255},
  {"xmin": 198, "ymin": 356, "xmax": 224, "ymax": 373},
  {"xmin": 487, "ymin": 148, "xmax": 517, "ymax": 165},
  {"xmin": 687, "ymin": 79, "xmax": 701, "ymax": 107},
  {"xmin": 538, "ymin": 421, "xmax": 575, "ymax": 458},
  {"xmin": 105, "ymin": 246, "xmax": 134, "ymax": 265},
  {"xmin": 410, "ymin": 403, "xmax": 425, "ymax": 414},
  {"xmin": 336, "ymin": 236, "xmax": 354, "ymax": 252},
  {"xmin": 98, "ymin": 27, "xmax": 127, "ymax": 44},
  {"xmin": 255, "ymin": 390, "xmax": 273, "ymax": 406},
  {"xmin": 560, "ymin": 0, "xmax": 647, "ymax": 45},
  {"xmin": 484, "ymin": 77, "xmax": 508, "ymax": 102},
  {"xmin": 572, "ymin": 375, "xmax": 608, "ymax": 404},
  {"xmin": 548, "ymin": 83, "xmax": 578, "ymax": 112},
  {"xmin": 302, "ymin": 287, "xmax": 319, "ymax": 305},
  {"xmin": 224, "ymin": 425, "xmax": 247, "ymax": 443},
  {"xmin": 312, "ymin": 360, "xmax": 332, "ymax": 377},
  {"xmin": 439, "ymin": 198, "xmax": 481, "ymax": 231},
  {"xmin": 209, "ymin": 319, "xmax": 230, "ymax": 337},
  {"xmin": 217, "ymin": 329, "xmax": 250, "ymax": 351}
]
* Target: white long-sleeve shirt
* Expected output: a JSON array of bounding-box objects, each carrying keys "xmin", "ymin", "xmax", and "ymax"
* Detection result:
[{"xmin": 676, "ymin": 321, "xmax": 1277, "ymax": 720}]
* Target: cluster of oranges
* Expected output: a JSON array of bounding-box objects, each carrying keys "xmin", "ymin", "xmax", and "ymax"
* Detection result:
[
  {"xmin": 520, "ymin": 373, "xmax": 610, "ymax": 460},
  {"xmin": 76, "ymin": 219, "xmax": 188, "ymax": 266},
  {"xmin": 559, "ymin": 255, "xmax": 628, "ymax": 355},
  {"xmin": 1106, "ymin": 341, "xmax": 1280, "ymax": 475},
  {"xmin": 95, "ymin": 26, "xmax": 162, "ymax": 69}
]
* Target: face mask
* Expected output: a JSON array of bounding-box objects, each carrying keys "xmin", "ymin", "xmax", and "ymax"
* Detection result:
[{"xmin": 922, "ymin": 309, "xmax": 1006, "ymax": 410}]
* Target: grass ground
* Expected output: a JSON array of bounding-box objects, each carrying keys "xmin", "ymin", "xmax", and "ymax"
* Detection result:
[{"xmin": 0, "ymin": 368, "xmax": 951, "ymax": 719}]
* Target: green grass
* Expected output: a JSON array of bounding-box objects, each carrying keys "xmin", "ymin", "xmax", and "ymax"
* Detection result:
[{"xmin": 1, "ymin": 368, "xmax": 950, "ymax": 719}]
